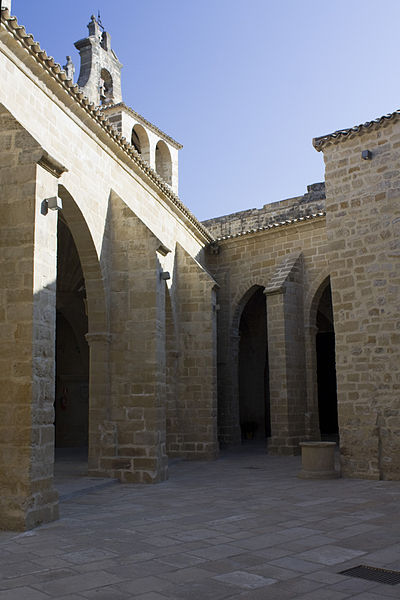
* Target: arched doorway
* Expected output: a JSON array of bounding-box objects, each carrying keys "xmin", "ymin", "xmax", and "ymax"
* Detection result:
[
  {"xmin": 316, "ymin": 281, "xmax": 338, "ymax": 439},
  {"xmin": 55, "ymin": 218, "xmax": 89, "ymax": 455},
  {"xmin": 238, "ymin": 287, "xmax": 270, "ymax": 442}
]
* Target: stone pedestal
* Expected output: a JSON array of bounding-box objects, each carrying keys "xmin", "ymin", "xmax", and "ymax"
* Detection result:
[{"xmin": 298, "ymin": 441, "xmax": 339, "ymax": 479}]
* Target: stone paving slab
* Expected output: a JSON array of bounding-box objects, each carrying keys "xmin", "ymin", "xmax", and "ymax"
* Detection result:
[{"xmin": 0, "ymin": 447, "xmax": 400, "ymax": 598}]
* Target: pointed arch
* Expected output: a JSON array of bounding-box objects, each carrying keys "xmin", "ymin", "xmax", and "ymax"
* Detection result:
[
  {"xmin": 58, "ymin": 185, "xmax": 108, "ymax": 335},
  {"xmin": 57, "ymin": 185, "xmax": 110, "ymax": 474},
  {"xmin": 306, "ymin": 274, "xmax": 338, "ymax": 441}
]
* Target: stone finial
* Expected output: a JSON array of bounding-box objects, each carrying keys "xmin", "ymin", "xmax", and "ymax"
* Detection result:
[
  {"xmin": 87, "ymin": 14, "xmax": 101, "ymax": 39},
  {"xmin": 63, "ymin": 56, "xmax": 75, "ymax": 82}
]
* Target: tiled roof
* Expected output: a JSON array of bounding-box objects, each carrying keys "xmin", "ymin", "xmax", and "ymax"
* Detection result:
[
  {"xmin": 102, "ymin": 103, "xmax": 183, "ymax": 149},
  {"xmin": 213, "ymin": 212, "xmax": 326, "ymax": 242},
  {"xmin": 313, "ymin": 110, "xmax": 400, "ymax": 150},
  {"xmin": 0, "ymin": 7, "xmax": 211, "ymax": 243}
]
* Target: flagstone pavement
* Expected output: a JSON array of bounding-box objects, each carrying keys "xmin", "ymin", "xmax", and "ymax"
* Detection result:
[{"xmin": 1, "ymin": 445, "xmax": 400, "ymax": 599}]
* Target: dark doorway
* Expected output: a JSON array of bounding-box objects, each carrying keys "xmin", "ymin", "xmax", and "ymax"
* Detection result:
[
  {"xmin": 239, "ymin": 287, "xmax": 270, "ymax": 441},
  {"xmin": 55, "ymin": 218, "xmax": 89, "ymax": 452},
  {"xmin": 316, "ymin": 283, "xmax": 338, "ymax": 438}
]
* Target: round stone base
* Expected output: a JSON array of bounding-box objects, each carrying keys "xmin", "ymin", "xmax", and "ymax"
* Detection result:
[{"xmin": 298, "ymin": 441, "xmax": 340, "ymax": 479}]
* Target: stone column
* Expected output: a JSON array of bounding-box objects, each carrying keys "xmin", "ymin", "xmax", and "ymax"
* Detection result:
[
  {"xmin": 265, "ymin": 288, "xmax": 290, "ymax": 453},
  {"xmin": 85, "ymin": 332, "xmax": 112, "ymax": 474},
  {"xmin": 266, "ymin": 284, "xmax": 307, "ymax": 455},
  {"xmin": 304, "ymin": 324, "xmax": 321, "ymax": 439},
  {"xmin": 172, "ymin": 244, "xmax": 219, "ymax": 459},
  {"xmin": 107, "ymin": 192, "xmax": 168, "ymax": 483},
  {"xmin": 221, "ymin": 331, "xmax": 242, "ymax": 446},
  {"xmin": 0, "ymin": 109, "xmax": 61, "ymax": 529}
]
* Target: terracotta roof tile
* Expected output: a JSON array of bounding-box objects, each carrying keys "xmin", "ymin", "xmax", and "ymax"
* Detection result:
[
  {"xmin": 213, "ymin": 212, "xmax": 326, "ymax": 242},
  {"xmin": 313, "ymin": 111, "xmax": 400, "ymax": 150}
]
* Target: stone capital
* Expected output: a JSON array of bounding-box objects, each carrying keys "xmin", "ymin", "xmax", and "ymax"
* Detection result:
[
  {"xmin": 85, "ymin": 332, "xmax": 112, "ymax": 345},
  {"xmin": 264, "ymin": 285, "xmax": 285, "ymax": 297}
]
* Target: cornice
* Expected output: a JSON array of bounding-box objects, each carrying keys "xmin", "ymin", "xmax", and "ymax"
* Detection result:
[{"xmin": 102, "ymin": 102, "xmax": 183, "ymax": 149}]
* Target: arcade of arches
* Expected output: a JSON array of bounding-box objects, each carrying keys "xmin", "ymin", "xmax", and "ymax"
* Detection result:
[{"xmin": 1, "ymin": 4, "xmax": 399, "ymax": 533}]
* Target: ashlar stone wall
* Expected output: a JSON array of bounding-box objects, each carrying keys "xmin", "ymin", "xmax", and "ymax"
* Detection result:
[
  {"xmin": 0, "ymin": 106, "xmax": 59, "ymax": 530},
  {"xmin": 205, "ymin": 215, "xmax": 330, "ymax": 453},
  {"xmin": 319, "ymin": 122, "xmax": 400, "ymax": 480}
]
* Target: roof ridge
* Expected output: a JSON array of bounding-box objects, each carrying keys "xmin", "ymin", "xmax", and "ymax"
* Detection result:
[
  {"xmin": 0, "ymin": 8, "xmax": 211, "ymax": 243},
  {"xmin": 313, "ymin": 111, "xmax": 400, "ymax": 151}
]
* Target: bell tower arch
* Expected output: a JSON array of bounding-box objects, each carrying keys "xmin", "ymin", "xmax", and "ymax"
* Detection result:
[{"xmin": 75, "ymin": 15, "xmax": 122, "ymax": 106}]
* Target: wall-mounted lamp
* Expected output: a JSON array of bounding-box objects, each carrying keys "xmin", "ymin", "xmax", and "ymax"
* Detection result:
[
  {"xmin": 160, "ymin": 271, "xmax": 171, "ymax": 281},
  {"xmin": 361, "ymin": 150, "xmax": 372, "ymax": 160},
  {"xmin": 45, "ymin": 196, "xmax": 63, "ymax": 211}
]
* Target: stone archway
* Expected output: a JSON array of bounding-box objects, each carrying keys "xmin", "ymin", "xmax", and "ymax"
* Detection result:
[
  {"xmin": 55, "ymin": 217, "xmax": 89, "ymax": 455},
  {"xmin": 238, "ymin": 286, "xmax": 270, "ymax": 442},
  {"xmin": 307, "ymin": 275, "xmax": 338, "ymax": 441},
  {"xmin": 315, "ymin": 281, "xmax": 338, "ymax": 439},
  {"xmin": 57, "ymin": 185, "xmax": 109, "ymax": 475}
]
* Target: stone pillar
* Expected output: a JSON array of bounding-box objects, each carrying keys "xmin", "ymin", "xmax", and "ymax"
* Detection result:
[
  {"xmin": 304, "ymin": 324, "xmax": 321, "ymax": 439},
  {"xmin": 85, "ymin": 332, "xmax": 112, "ymax": 474},
  {"xmin": 2, "ymin": 0, "xmax": 11, "ymax": 13},
  {"xmin": 171, "ymin": 244, "xmax": 219, "ymax": 459},
  {"xmin": 220, "ymin": 331, "xmax": 242, "ymax": 446},
  {"xmin": 265, "ymin": 255, "xmax": 307, "ymax": 455},
  {"xmin": 266, "ymin": 289, "xmax": 292, "ymax": 454},
  {"xmin": 107, "ymin": 192, "xmax": 168, "ymax": 483},
  {"xmin": 0, "ymin": 107, "xmax": 60, "ymax": 529}
]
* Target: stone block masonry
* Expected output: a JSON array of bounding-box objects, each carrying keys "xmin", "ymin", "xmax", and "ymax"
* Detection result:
[
  {"xmin": 0, "ymin": 106, "xmax": 59, "ymax": 529},
  {"xmin": 205, "ymin": 214, "xmax": 330, "ymax": 452},
  {"xmin": 319, "ymin": 122, "xmax": 400, "ymax": 480},
  {"xmin": 203, "ymin": 182, "xmax": 325, "ymax": 239}
]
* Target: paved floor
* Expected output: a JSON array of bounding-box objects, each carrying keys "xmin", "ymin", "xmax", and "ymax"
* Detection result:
[{"xmin": 1, "ymin": 445, "xmax": 400, "ymax": 599}]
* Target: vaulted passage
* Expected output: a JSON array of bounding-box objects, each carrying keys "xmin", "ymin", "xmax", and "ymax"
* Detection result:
[
  {"xmin": 316, "ymin": 282, "xmax": 338, "ymax": 439},
  {"xmin": 55, "ymin": 218, "xmax": 89, "ymax": 452},
  {"xmin": 239, "ymin": 287, "xmax": 270, "ymax": 442}
]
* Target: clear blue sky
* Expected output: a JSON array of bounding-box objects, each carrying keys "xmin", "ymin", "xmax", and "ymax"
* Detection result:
[{"xmin": 12, "ymin": 0, "xmax": 400, "ymax": 220}]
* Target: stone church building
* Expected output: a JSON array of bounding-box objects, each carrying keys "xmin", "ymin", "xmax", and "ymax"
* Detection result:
[{"xmin": 0, "ymin": 3, "xmax": 399, "ymax": 530}]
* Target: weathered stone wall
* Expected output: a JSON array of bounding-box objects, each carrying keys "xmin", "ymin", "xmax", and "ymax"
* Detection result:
[
  {"xmin": 0, "ymin": 106, "xmax": 59, "ymax": 530},
  {"xmin": 105, "ymin": 192, "xmax": 168, "ymax": 483},
  {"xmin": 169, "ymin": 244, "xmax": 218, "ymax": 459},
  {"xmin": 320, "ymin": 122, "xmax": 400, "ymax": 480},
  {"xmin": 205, "ymin": 216, "xmax": 330, "ymax": 452},
  {"xmin": 202, "ymin": 183, "xmax": 325, "ymax": 239}
]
